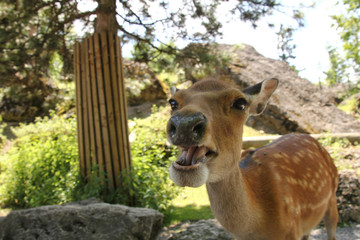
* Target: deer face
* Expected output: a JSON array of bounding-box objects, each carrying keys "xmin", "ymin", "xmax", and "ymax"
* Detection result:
[{"xmin": 167, "ymin": 78, "xmax": 278, "ymax": 187}]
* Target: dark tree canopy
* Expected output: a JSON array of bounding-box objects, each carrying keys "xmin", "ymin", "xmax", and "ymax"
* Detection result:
[{"xmin": 0, "ymin": 0, "xmax": 285, "ymax": 121}]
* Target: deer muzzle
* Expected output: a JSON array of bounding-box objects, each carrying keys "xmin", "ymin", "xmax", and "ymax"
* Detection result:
[{"xmin": 167, "ymin": 111, "xmax": 207, "ymax": 146}]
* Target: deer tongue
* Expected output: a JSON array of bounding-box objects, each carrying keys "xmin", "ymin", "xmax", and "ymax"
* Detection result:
[{"xmin": 177, "ymin": 146, "xmax": 208, "ymax": 166}]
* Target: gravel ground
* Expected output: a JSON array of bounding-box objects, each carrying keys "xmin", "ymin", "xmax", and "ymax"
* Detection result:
[
  {"xmin": 157, "ymin": 221, "xmax": 360, "ymax": 240},
  {"xmin": 310, "ymin": 223, "xmax": 360, "ymax": 240}
]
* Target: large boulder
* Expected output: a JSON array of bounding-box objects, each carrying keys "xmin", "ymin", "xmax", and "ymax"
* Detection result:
[
  {"xmin": 205, "ymin": 44, "xmax": 360, "ymax": 134},
  {"xmin": 0, "ymin": 199, "xmax": 163, "ymax": 240}
]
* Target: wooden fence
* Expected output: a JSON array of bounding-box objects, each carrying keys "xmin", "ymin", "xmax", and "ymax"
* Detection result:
[
  {"xmin": 74, "ymin": 32, "xmax": 131, "ymax": 189},
  {"xmin": 242, "ymin": 133, "xmax": 360, "ymax": 149}
]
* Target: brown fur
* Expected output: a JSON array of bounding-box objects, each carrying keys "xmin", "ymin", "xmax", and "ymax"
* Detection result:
[{"xmin": 167, "ymin": 79, "xmax": 338, "ymax": 240}]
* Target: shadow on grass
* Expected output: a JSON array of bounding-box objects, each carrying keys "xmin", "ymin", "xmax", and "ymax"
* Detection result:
[{"xmin": 164, "ymin": 204, "xmax": 214, "ymax": 226}]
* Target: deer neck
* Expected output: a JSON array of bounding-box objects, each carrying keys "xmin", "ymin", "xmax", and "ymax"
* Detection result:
[{"xmin": 206, "ymin": 165, "xmax": 259, "ymax": 234}]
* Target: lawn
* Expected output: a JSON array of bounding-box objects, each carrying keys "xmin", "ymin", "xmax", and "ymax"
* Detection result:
[{"xmin": 164, "ymin": 185, "xmax": 213, "ymax": 225}]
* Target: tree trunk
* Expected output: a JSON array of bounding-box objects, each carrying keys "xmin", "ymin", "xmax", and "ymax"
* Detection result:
[{"xmin": 95, "ymin": 0, "xmax": 117, "ymax": 33}]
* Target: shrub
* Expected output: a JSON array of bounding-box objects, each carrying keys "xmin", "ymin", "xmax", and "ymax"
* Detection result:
[
  {"xmin": 338, "ymin": 95, "xmax": 360, "ymax": 116},
  {"xmin": 0, "ymin": 113, "xmax": 79, "ymax": 208},
  {"xmin": 115, "ymin": 106, "xmax": 179, "ymax": 212},
  {"xmin": 0, "ymin": 115, "xmax": 6, "ymax": 149},
  {"xmin": 0, "ymin": 107, "xmax": 179, "ymax": 213}
]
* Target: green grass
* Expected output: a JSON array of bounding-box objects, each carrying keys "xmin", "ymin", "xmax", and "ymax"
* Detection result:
[
  {"xmin": 164, "ymin": 185, "xmax": 213, "ymax": 225},
  {"xmin": 172, "ymin": 185, "xmax": 210, "ymax": 207},
  {"xmin": 243, "ymin": 125, "xmax": 267, "ymax": 137}
]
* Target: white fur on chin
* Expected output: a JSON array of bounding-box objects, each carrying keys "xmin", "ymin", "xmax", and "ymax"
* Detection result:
[{"xmin": 169, "ymin": 163, "xmax": 209, "ymax": 188}]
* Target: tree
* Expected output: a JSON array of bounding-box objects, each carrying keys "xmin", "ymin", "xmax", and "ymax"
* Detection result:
[
  {"xmin": 277, "ymin": 24, "xmax": 296, "ymax": 63},
  {"xmin": 276, "ymin": 9, "xmax": 304, "ymax": 65},
  {"xmin": 1, "ymin": 0, "xmax": 293, "ymax": 121},
  {"xmin": 0, "ymin": 0, "xmax": 93, "ymax": 121},
  {"xmin": 324, "ymin": 46, "xmax": 349, "ymax": 85},
  {"xmin": 327, "ymin": 0, "xmax": 360, "ymax": 85}
]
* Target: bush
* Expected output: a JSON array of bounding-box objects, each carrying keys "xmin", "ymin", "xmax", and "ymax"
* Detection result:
[
  {"xmin": 116, "ymin": 106, "xmax": 179, "ymax": 212},
  {"xmin": 0, "ymin": 107, "xmax": 179, "ymax": 213},
  {"xmin": 0, "ymin": 113, "xmax": 79, "ymax": 208}
]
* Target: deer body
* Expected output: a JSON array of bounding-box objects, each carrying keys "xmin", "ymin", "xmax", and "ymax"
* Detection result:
[
  {"xmin": 207, "ymin": 134, "xmax": 338, "ymax": 240},
  {"xmin": 167, "ymin": 79, "xmax": 338, "ymax": 240}
]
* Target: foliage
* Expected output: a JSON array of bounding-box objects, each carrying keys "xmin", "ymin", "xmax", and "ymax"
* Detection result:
[
  {"xmin": 328, "ymin": 0, "xmax": 360, "ymax": 85},
  {"xmin": 130, "ymin": 41, "xmax": 185, "ymax": 87},
  {"xmin": 115, "ymin": 106, "xmax": 179, "ymax": 212},
  {"xmin": 132, "ymin": 42, "xmax": 178, "ymax": 73},
  {"xmin": 156, "ymin": 71, "xmax": 185, "ymax": 88},
  {"xmin": 276, "ymin": 24, "xmax": 297, "ymax": 63},
  {"xmin": 131, "ymin": 40, "xmax": 238, "ymax": 86},
  {"xmin": 325, "ymin": 46, "xmax": 350, "ymax": 85},
  {"xmin": 116, "ymin": 0, "xmax": 279, "ymax": 45},
  {"xmin": 319, "ymin": 135, "xmax": 352, "ymax": 149},
  {"xmin": 0, "ymin": 113, "xmax": 79, "ymax": 208},
  {"xmin": 0, "ymin": 107, "xmax": 179, "ymax": 213},
  {"xmin": 338, "ymin": 94, "xmax": 360, "ymax": 116},
  {"xmin": 0, "ymin": 115, "xmax": 5, "ymax": 148},
  {"xmin": 275, "ymin": 9, "xmax": 305, "ymax": 64},
  {"xmin": 0, "ymin": 0, "xmax": 81, "ymax": 121},
  {"xmin": 318, "ymin": 135, "xmax": 359, "ymax": 174},
  {"xmin": 178, "ymin": 43, "xmax": 232, "ymax": 81}
]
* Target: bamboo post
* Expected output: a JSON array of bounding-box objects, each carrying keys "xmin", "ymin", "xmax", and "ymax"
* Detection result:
[{"xmin": 74, "ymin": 32, "xmax": 131, "ymax": 189}]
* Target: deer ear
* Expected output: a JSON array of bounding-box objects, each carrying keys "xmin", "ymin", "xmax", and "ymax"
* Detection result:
[{"xmin": 242, "ymin": 78, "xmax": 278, "ymax": 116}]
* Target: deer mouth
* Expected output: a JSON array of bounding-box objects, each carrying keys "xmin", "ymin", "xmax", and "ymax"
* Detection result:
[{"xmin": 173, "ymin": 146, "xmax": 216, "ymax": 170}]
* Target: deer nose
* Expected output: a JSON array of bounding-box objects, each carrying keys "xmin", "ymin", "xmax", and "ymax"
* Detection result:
[{"xmin": 168, "ymin": 112, "xmax": 207, "ymax": 146}]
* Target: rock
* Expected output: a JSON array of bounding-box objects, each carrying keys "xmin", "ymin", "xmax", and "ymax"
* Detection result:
[
  {"xmin": 192, "ymin": 44, "xmax": 360, "ymax": 134},
  {"xmin": 336, "ymin": 170, "xmax": 360, "ymax": 224},
  {"xmin": 157, "ymin": 219, "xmax": 233, "ymax": 240},
  {"xmin": 128, "ymin": 100, "xmax": 167, "ymax": 119},
  {"xmin": 123, "ymin": 59, "xmax": 168, "ymax": 106},
  {"xmin": 0, "ymin": 199, "xmax": 163, "ymax": 240}
]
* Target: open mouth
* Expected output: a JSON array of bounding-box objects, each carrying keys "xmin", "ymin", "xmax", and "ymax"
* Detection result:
[{"xmin": 174, "ymin": 146, "xmax": 216, "ymax": 169}]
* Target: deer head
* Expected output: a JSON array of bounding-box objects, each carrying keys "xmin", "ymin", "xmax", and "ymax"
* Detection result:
[{"xmin": 167, "ymin": 78, "xmax": 278, "ymax": 187}]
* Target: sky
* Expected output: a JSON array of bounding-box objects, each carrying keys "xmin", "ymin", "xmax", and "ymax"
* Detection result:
[
  {"xmin": 76, "ymin": 0, "xmax": 343, "ymax": 84},
  {"xmin": 225, "ymin": 0, "xmax": 342, "ymax": 83},
  {"xmin": 185, "ymin": 0, "xmax": 343, "ymax": 84}
]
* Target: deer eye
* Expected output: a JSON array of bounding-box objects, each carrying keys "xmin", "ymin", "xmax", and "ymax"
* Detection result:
[
  {"xmin": 169, "ymin": 99, "xmax": 178, "ymax": 111},
  {"xmin": 232, "ymin": 98, "xmax": 247, "ymax": 111}
]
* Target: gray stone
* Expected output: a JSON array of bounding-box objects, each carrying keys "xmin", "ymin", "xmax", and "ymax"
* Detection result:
[
  {"xmin": 157, "ymin": 219, "xmax": 233, "ymax": 240},
  {"xmin": 336, "ymin": 170, "xmax": 360, "ymax": 224},
  {"xmin": 0, "ymin": 200, "xmax": 163, "ymax": 240}
]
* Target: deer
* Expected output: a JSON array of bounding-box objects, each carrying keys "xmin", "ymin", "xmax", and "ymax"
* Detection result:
[{"xmin": 166, "ymin": 78, "xmax": 339, "ymax": 240}]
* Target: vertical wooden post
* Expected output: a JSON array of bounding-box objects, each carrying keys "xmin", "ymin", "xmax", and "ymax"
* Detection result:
[{"xmin": 74, "ymin": 32, "xmax": 131, "ymax": 189}]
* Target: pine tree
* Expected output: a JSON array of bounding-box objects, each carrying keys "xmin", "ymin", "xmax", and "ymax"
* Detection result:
[{"xmin": 1, "ymin": 0, "xmax": 283, "ymax": 121}]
